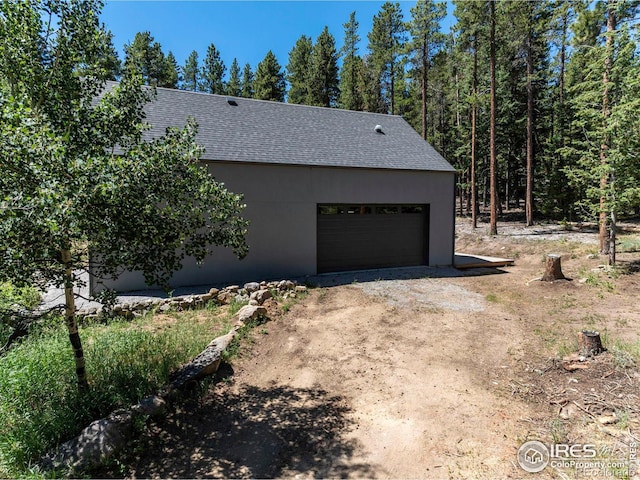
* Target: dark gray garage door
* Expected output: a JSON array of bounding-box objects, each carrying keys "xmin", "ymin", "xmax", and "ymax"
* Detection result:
[{"xmin": 317, "ymin": 204, "xmax": 429, "ymax": 273}]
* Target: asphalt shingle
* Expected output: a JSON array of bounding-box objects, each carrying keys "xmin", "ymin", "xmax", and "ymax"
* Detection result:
[{"xmin": 131, "ymin": 83, "xmax": 456, "ymax": 173}]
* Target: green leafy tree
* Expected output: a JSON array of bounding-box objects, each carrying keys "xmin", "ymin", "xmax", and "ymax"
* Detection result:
[
  {"xmin": 367, "ymin": 2, "xmax": 407, "ymax": 114},
  {"xmin": 254, "ymin": 50, "xmax": 286, "ymax": 102},
  {"xmin": 286, "ymin": 34, "xmax": 313, "ymax": 104},
  {"xmin": 182, "ymin": 50, "xmax": 200, "ymax": 91},
  {"xmin": 309, "ymin": 26, "xmax": 340, "ymax": 107},
  {"xmin": 0, "ymin": 0, "xmax": 248, "ymax": 388},
  {"xmin": 339, "ymin": 11, "xmax": 364, "ymax": 110},
  {"xmin": 200, "ymin": 43, "xmax": 226, "ymax": 94},
  {"xmin": 227, "ymin": 58, "xmax": 242, "ymax": 97}
]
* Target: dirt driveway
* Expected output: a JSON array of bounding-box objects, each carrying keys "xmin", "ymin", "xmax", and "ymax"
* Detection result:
[{"xmin": 116, "ymin": 219, "xmax": 640, "ymax": 479}]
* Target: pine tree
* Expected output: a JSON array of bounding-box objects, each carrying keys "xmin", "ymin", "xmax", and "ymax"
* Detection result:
[
  {"xmin": 502, "ymin": 0, "xmax": 551, "ymax": 226},
  {"xmin": 454, "ymin": 0, "xmax": 488, "ymax": 227},
  {"xmin": 360, "ymin": 55, "xmax": 385, "ymax": 113},
  {"xmin": 407, "ymin": 0, "xmax": 447, "ymax": 139},
  {"xmin": 286, "ymin": 35, "xmax": 313, "ymax": 104},
  {"xmin": 227, "ymin": 58, "xmax": 241, "ymax": 97},
  {"xmin": 123, "ymin": 31, "xmax": 166, "ymax": 86},
  {"xmin": 489, "ymin": 0, "xmax": 498, "ymax": 235},
  {"xmin": 564, "ymin": 0, "xmax": 640, "ymax": 262},
  {"xmin": 309, "ymin": 26, "xmax": 340, "ymax": 107},
  {"xmin": 367, "ymin": 2, "xmax": 407, "ymax": 114},
  {"xmin": 254, "ymin": 50, "xmax": 286, "ymax": 102},
  {"xmin": 200, "ymin": 43, "xmax": 226, "ymax": 94},
  {"xmin": 161, "ymin": 51, "xmax": 180, "ymax": 88},
  {"xmin": 102, "ymin": 31, "xmax": 122, "ymax": 81},
  {"xmin": 241, "ymin": 63, "xmax": 254, "ymax": 98},
  {"xmin": 339, "ymin": 11, "xmax": 364, "ymax": 110},
  {"xmin": 182, "ymin": 50, "xmax": 200, "ymax": 92}
]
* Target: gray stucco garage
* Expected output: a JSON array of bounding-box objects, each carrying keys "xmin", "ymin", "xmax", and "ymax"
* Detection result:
[{"xmin": 95, "ymin": 85, "xmax": 456, "ymax": 292}]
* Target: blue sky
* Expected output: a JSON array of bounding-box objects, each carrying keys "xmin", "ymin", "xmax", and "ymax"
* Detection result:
[{"xmin": 101, "ymin": 1, "xmax": 455, "ymax": 76}]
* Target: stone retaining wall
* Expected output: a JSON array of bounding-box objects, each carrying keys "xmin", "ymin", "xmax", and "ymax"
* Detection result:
[
  {"xmin": 77, "ymin": 279, "xmax": 307, "ymax": 320},
  {"xmin": 42, "ymin": 279, "xmax": 307, "ymax": 474}
]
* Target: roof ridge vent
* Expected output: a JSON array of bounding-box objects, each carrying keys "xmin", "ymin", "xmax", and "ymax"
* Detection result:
[{"xmin": 374, "ymin": 124, "xmax": 384, "ymax": 134}]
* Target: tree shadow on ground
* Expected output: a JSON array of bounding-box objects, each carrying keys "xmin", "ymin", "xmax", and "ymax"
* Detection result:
[{"xmin": 116, "ymin": 377, "xmax": 379, "ymax": 479}]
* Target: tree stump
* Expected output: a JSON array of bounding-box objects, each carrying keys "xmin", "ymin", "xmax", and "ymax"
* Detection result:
[
  {"xmin": 578, "ymin": 330, "xmax": 604, "ymax": 357},
  {"xmin": 541, "ymin": 254, "xmax": 565, "ymax": 281}
]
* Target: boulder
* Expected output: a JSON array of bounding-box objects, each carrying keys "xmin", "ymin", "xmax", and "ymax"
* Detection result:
[
  {"xmin": 234, "ymin": 294, "xmax": 249, "ymax": 304},
  {"xmin": 217, "ymin": 291, "xmax": 234, "ymax": 305},
  {"xmin": 199, "ymin": 292, "xmax": 214, "ymax": 302},
  {"xmin": 244, "ymin": 282, "xmax": 260, "ymax": 292},
  {"xmin": 158, "ymin": 303, "xmax": 172, "ymax": 313},
  {"xmin": 236, "ymin": 305, "xmax": 267, "ymax": 324},
  {"xmin": 170, "ymin": 329, "xmax": 237, "ymax": 389},
  {"xmin": 43, "ymin": 410, "xmax": 133, "ymax": 472},
  {"xmin": 132, "ymin": 395, "xmax": 166, "ymax": 417},
  {"xmin": 250, "ymin": 289, "xmax": 272, "ymax": 305},
  {"xmin": 278, "ymin": 280, "xmax": 296, "ymax": 291},
  {"xmin": 224, "ymin": 285, "xmax": 240, "ymax": 293}
]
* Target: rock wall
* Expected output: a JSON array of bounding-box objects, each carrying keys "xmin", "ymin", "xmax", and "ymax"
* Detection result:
[
  {"xmin": 42, "ymin": 279, "xmax": 307, "ymax": 474},
  {"xmin": 77, "ymin": 280, "xmax": 307, "ymax": 320}
]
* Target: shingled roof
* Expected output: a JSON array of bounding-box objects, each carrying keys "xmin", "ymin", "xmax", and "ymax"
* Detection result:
[{"xmin": 136, "ymin": 84, "xmax": 455, "ymax": 172}]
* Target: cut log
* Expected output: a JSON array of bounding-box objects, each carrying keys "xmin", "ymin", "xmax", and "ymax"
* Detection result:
[
  {"xmin": 541, "ymin": 254, "xmax": 565, "ymax": 281},
  {"xmin": 578, "ymin": 330, "xmax": 604, "ymax": 357}
]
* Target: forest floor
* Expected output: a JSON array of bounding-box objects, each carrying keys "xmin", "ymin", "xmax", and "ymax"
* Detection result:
[{"xmin": 104, "ymin": 217, "xmax": 640, "ymax": 479}]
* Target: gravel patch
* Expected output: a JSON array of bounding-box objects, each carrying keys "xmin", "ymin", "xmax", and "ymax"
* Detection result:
[
  {"xmin": 353, "ymin": 278, "xmax": 486, "ymax": 312},
  {"xmin": 457, "ymin": 219, "xmax": 600, "ymax": 244}
]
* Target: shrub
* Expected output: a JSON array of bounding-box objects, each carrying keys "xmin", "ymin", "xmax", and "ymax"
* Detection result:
[{"xmin": 0, "ymin": 311, "xmax": 229, "ymax": 477}]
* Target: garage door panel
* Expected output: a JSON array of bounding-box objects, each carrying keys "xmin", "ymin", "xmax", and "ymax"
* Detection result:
[{"xmin": 317, "ymin": 204, "xmax": 429, "ymax": 273}]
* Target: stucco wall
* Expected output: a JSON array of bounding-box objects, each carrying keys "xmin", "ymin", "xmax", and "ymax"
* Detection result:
[{"xmin": 95, "ymin": 163, "xmax": 455, "ymax": 292}]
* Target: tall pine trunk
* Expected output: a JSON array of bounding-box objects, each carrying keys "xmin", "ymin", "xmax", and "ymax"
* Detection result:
[
  {"xmin": 421, "ymin": 37, "xmax": 428, "ymax": 140},
  {"xmin": 390, "ymin": 58, "xmax": 395, "ymax": 115},
  {"xmin": 471, "ymin": 35, "xmax": 478, "ymax": 228},
  {"xmin": 62, "ymin": 249, "xmax": 88, "ymax": 390},
  {"xmin": 599, "ymin": 4, "xmax": 615, "ymax": 256},
  {"xmin": 526, "ymin": 27, "xmax": 535, "ymax": 227},
  {"xmin": 489, "ymin": 0, "xmax": 498, "ymax": 235}
]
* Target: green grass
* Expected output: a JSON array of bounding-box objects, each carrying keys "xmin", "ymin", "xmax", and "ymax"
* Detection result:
[
  {"xmin": 617, "ymin": 235, "xmax": 640, "ymax": 253},
  {"xmin": 607, "ymin": 338, "xmax": 640, "ymax": 368},
  {"xmin": 485, "ymin": 293, "xmax": 499, "ymax": 303},
  {"xmin": 0, "ymin": 309, "xmax": 234, "ymax": 478}
]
